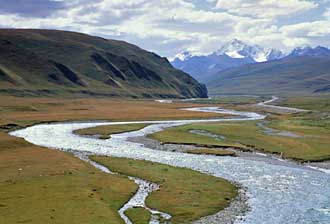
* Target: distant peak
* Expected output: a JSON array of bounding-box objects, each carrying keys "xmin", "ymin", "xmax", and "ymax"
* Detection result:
[
  {"xmin": 293, "ymin": 45, "xmax": 311, "ymax": 51},
  {"xmin": 222, "ymin": 39, "xmax": 248, "ymax": 48},
  {"xmin": 172, "ymin": 51, "xmax": 192, "ymax": 61},
  {"xmin": 215, "ymin": 39, "xmax": 283, "ymax": 62},
  {"xmin": 229, "ymin": 38, "xmax": 244, "ymax": 44},
  {"xmin": 289, "ymin": 45, "xmax": 330, "ymax": 57}
]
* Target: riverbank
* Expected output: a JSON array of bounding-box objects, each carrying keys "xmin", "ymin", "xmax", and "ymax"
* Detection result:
[
  {"xmin": 148, "ymin": 119, "xmax": 330, "ymax": 163},
  {"xmin": 91, "ymin": 156, "xmax": 238, "ymax": 224},
  {"xmin": 127, "ymin": 135, "xmax": 318, "ymax": 173}
]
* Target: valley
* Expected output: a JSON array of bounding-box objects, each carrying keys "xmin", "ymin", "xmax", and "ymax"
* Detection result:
[
  {"xmin": 0, "ymin": 27, "xmax": 329, "ymax": 224},
  {"xmin": 4, "ymin": 95, "xmax": 330, "ymax": 224}
]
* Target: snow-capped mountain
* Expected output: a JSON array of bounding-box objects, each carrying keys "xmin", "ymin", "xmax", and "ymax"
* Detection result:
[
  {"xmin": 173, "ymin": 51, "xmax": 192, "ymax": 61},
  {"xmin": 288, "ymin": 46, "xmax": 330, "ymax": 57},
  {"xmin": 171, "ymin": 39, "xmax": 284, "ymax": 81},
  {"xmin": 215, "ymin": 39, "xmax": 283, "ymax": 62}
]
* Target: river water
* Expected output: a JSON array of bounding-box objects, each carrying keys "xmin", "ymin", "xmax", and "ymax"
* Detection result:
[{"xmin": 10, "ymin": 107, "xmax": 330, "ymax": 224}]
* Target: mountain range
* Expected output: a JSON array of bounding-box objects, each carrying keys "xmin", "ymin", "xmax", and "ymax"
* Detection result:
[
  {"xmin": 171, "ymin": 39, "xmax": 330, "ymax": 95},
  {"xmin": 288, "ymin": 46, "xmax": 330, "ymax": 57},
  {"xmin": 1, "ymin": 29, "xmax": 328, "ymax": 98},
  {"xmin": 171, "ymin": 39, "xmax": 330, "ymax": 82},
  {"xmin": 171, "ymin": 39, "xmax": 284, "ymax": 81},
  {"xmin": 0, "ymin": 29, "xmax": 207, "ymax": 98}
]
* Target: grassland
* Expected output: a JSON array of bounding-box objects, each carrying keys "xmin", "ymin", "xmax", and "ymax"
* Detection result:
[
  {"xmin": 0, "ymin": 96, "xmax": 221, "ymax": 129},
  {"xmin": 278, "ymin": 95, "xmax": 330, "ymax": 112},
  {"xmin": 150, "ymin": 124, "xmax": 248, "ymax": 149},
  {"xmin": 91, "ymin": 156, "xmax": 237, "ymax": 224},
  {"xmin": 0, "ymin": 96, "xmax": 226, "ymax": 223},
  {"xmin": 74, "ymin": 123, "xmax": 149, "ymax": 139},
  {"xmin": 187, "ymin": 148, "xmax": 236, "ymax": 156},
  {"xmin": 2, "ymin": 94, "xmax": 327, "ymax": 223},
  {"xmin": 150, "ymin": 119, "xmax": 330, "ymax": 162},
  {"xmin": 0, "ymin": 132, "xmax": 138, "ymax": 224},
  {"xmin": 124, "ymin": 207, "xmax": 151, "ymax": 224}
]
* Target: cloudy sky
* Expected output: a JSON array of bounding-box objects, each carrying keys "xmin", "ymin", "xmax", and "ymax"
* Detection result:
[{"xmin": 0, "ymin": 0, "xmax": 329, "ymax": 58}]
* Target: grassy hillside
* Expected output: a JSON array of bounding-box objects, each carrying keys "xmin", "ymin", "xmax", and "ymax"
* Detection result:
[
  {"xmin": 207, "ymin": 56, "xmax": 330, "ymax": 96},
  {"xmin": 0, "ymin": 29, "xmax": 207, "ymax": 98}
]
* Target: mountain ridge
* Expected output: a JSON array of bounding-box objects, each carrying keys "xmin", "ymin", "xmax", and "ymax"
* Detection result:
[
  {"xmin": 0, "ymin": 29, "xmax": 207, "ymax": 98},
  {"xmin": 288, "ymin": 46, "xmax": 330, "ymax": 57}
]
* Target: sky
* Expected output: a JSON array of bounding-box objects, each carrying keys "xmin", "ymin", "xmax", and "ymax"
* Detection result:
[{"xmin": 0, "ymin": 0, "xmax": 329, "ymax": 58}]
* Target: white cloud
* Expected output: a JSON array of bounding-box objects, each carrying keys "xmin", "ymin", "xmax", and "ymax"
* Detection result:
[
  {"xmin": 280, "ymin": 21, "xmax": 330, "ymax": 38},
  {"xmin": 0, "ymin": 0, "xmax": 329, "ymax": 56},
  {"xmin": 324, "ymin": 7, "xmax": 330, "ymax": 19},
  {"xmin": 215, "ymin": 0, "xmax": 317, "ymax": 18}
]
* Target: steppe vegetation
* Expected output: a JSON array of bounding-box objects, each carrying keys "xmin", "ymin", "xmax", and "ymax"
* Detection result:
[{"xmin": 91, "ymin": 156, "xmax": 237, "ymax": 224}]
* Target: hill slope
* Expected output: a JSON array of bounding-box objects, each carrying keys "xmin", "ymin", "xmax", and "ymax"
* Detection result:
[
  {"xmin": 0, "ymin": 29, "xmax": 207, "ymax": 98},
  {"xmin": 207, "ymin": 56, "xmax": 330, "ymax": 96}
]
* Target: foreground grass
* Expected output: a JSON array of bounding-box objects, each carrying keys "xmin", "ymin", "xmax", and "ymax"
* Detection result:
[
  {"xmin": 74, "ymin": 123, "xmax": 149, "ymax": 139},
  {"xmin": 91, "ymin": 156, "xmax": 237, "ymax": 224},
  {"xmin": 124, "ymin": 207, "xmax": 151, "ymax": 224},
  {"xmin": 0, "ymin": 96, "xmax": 228, "ymax": 223},
  {"xmin": 0, "ymin": 132, "xmax": 137, "ymax": 224}
]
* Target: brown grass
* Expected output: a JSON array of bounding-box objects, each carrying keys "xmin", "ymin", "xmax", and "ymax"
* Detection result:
[
  {"xmin": 0, "ymin": 96, "xmax": 222, "ymax": 127},
  {"xmin": 0, "ymin": 132, "xmax": 138, "ymax": 224}
]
